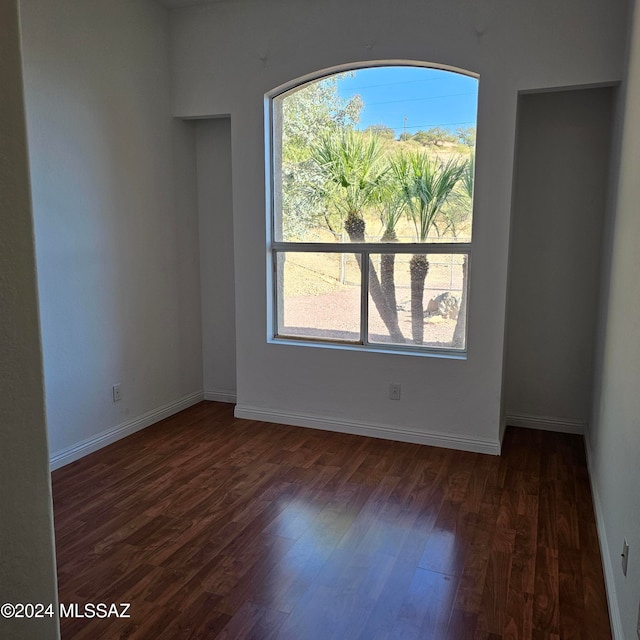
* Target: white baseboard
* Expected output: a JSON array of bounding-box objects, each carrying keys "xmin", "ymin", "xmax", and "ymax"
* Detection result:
[
  {"xmin": 234, "ymin": 405, "xmax": 501, "ymax": 455},
  {"xmin": 584, "ymin": 432, "xmax": 624, "ymax": 640},
  {"xmin": 505, "ymin": 412, "xmax": 586, "ymax": 435},
  {"xmin": 49, "ymin": 390, "xmax": 204, "ymax": 470},
  {"xmin": 204, "ymin": 389, "xmax": 237, "ymax": 404}
]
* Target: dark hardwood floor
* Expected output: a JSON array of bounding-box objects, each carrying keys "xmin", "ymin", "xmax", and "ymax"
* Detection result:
[{"xmin": 52, "ymin": 401, "xmax": 611, "ymax": 639}]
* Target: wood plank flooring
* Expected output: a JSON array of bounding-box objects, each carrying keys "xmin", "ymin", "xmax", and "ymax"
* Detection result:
[{"xmin": 52, "ymin": 402, "xmax": 611, "ymax": 639}]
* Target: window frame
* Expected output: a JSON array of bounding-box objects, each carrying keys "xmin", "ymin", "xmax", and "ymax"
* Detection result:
[
  {"xmin": 270, "ymin": 243, "xmax": 471, "ymax": 357},
  {"xmin": 266, "ymin": 65, "xmax": 476, "ymax": 358}
]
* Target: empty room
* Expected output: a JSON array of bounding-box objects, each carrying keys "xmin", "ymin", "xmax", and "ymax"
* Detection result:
[{"xmin": 2, "ymin": 0, "xmax": 640, "ymax": 638}]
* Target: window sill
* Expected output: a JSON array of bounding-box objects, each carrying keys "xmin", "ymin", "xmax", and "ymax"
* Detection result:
[{"xmin": 268, "ymin": 336, "xmax": 467, "ymax": 360}]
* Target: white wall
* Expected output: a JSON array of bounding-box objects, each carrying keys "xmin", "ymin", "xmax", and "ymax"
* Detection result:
[
  {"xmin": 196, "ymin": 118, "xmax": 237, "ymax": 401},
  {"xmin": 19, "ymin": 0, "xmax": 203, "ymax": 463},
  {"xmin": 0, "ymin": 1, "xmax": 59, "ymax": 637},
  {"xmin": 169, "ymin": 0, "xmax": 628, "ymax": 452},
  {"xmin": 505, "ymin": 88, "xmax": 614, "ymax": 434},
  {"xmin": 588, "ymin": 0, "xmax": 640, "ymax": 636}
]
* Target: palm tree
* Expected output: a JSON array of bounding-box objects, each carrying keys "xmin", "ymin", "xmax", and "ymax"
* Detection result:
[
  {"xmin": 392, "ymin": 152, "xmax": 466, "ymax": 344},
  {"xmin": 436, "ymin": 154, "xmax": 474, "ymax": 241},
  {"xmin": 375, "ymin": 175, "xmax": 407, "ymax": 330},
  {"xmin": 312, "ymin": 130, "xmax": 383, "ymax": 241},
  {"xmin": 452, "ymin": 154, "xmax": 474, "ymax": 348},
  {"xmin": 311, "ymin": 130, "xmax": 405, "ymax": 343}
]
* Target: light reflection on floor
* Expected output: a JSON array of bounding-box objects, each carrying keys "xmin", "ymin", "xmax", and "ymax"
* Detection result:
[{"xmin": 252, "ymin": 492, "xmax": 461, "ymax": 639}]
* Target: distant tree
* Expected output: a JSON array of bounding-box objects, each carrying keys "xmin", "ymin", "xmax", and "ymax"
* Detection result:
[
  {"xmin": 364, "ymin": 124, "xmax": 396, "ymax": 140},
  {"xmin": 412, "ymin": 127, "xmax": 457, "ymax": 147},
  {"xmin": 282, "ymin": 74, "xmax": 363, "ymax": 162},
  {"xmin": 279, "ymin": 75, "xmax": 363, "ymax": 239},
  {"xmin": 456, "ymin": 126, "xmax": 476, "ymax": 148}
]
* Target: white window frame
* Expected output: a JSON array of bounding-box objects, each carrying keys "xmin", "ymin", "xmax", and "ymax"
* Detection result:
[{"xmin": 265, "ymin": 65, "xmax": 475, "ymax": 358}]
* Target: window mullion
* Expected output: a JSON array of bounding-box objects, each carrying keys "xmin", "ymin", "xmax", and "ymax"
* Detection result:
[
  {"xmin": 271, "ymin": 241, "xmax": 471, "ymax": 254},
  {"xmin": 361, "ymin": 249, "xmax": 369, "ymax": 345},
  {"xmin": 271, "ymin": 250, "xmax": 279, "ymax": 336}
]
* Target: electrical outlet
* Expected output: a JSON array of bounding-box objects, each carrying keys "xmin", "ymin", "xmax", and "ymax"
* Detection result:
[
  {"xmin": 622, "ymin": 538, "xmax": 629, "ymax": 576},
  {"xmin": 389, "ymin": 383, "xmax": 401, "ymax": 400},
  {"xmin": 112, "ymin": 384, "xmax": 121, "ymax": 403}
]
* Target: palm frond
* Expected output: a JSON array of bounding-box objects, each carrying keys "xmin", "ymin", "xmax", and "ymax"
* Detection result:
[
  {"xmin": 310, "ymin": 129, "xmax": 387, "ymax": 219},
  {"xmin": 391, "ymin": 151, "xmax": 466, "ymax": 241}
]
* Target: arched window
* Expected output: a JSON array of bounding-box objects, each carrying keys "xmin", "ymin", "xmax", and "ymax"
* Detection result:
[{"xmin": 268, "ymin": 65, "xmax": 478, "ymax": 354}]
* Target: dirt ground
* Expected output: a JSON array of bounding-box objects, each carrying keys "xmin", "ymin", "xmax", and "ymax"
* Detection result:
[{"xmin": 282, "ymin": 284, "xmax": 459, "ymax": 348}]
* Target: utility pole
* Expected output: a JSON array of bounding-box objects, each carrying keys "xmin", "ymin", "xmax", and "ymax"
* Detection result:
[{"xmin": 403, "ymin": 114, "xmax": 408, "ymax": 139}]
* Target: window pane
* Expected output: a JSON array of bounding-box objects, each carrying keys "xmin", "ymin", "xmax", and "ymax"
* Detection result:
[
  {"xmin": 367, "ymin": 253, "xmax": 468, "ymax": 350},
  {"xmin": 273, "ymin": 67, "xmax": 477, "ymax": 244},
  {"xmin": 275, "ymin": 252, "xmax": 361, "ymax": 342}
]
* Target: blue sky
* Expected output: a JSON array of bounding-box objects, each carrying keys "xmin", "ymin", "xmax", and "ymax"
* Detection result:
[{"xmin": 336, "ymin": 66, "xmax": 478, "ymax": 136}]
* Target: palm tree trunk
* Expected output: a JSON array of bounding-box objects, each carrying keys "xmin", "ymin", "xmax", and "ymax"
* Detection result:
[
  {"xmin": 409, "ymin": 254, "xmax": 429, "ymax": 344},
  {"xmin": 380, "ymin": 229, "xmax": 398, "ymax": 327},
  {"xmin": 345, "ymin": 213, "xmax": 404, "ymax": 343},
  {"xmin": 452, "ymin": 256, "xmax": 468, "ymax": 348}
]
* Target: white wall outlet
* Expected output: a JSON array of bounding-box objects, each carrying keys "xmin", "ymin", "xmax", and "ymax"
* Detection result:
[
  {"xmin": 622, "ymin": 538, "xmax": 629, "ymax": 576},
  {"xmin": 389, "ymin": 383, "xmax": 401, "ymax": 400},
  {"xmin": 112, "ymin": 383, "xmax": 121, "ymax": 403}
]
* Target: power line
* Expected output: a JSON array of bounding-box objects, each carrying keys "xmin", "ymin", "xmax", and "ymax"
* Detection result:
[
  {"xmin": 402, "ymin": 120, "xmax": 476, "ymax": 130},
  {"xmin": 362, "ymin": 91, "xmax": 476, "ymax": 108},
  {"xmin": 338, "ymin": 74, "xmax": 473, "ymax": 92},
  {"xmin": 357, "ymin": 120, "xmax": 476, "ymax": 133}
]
